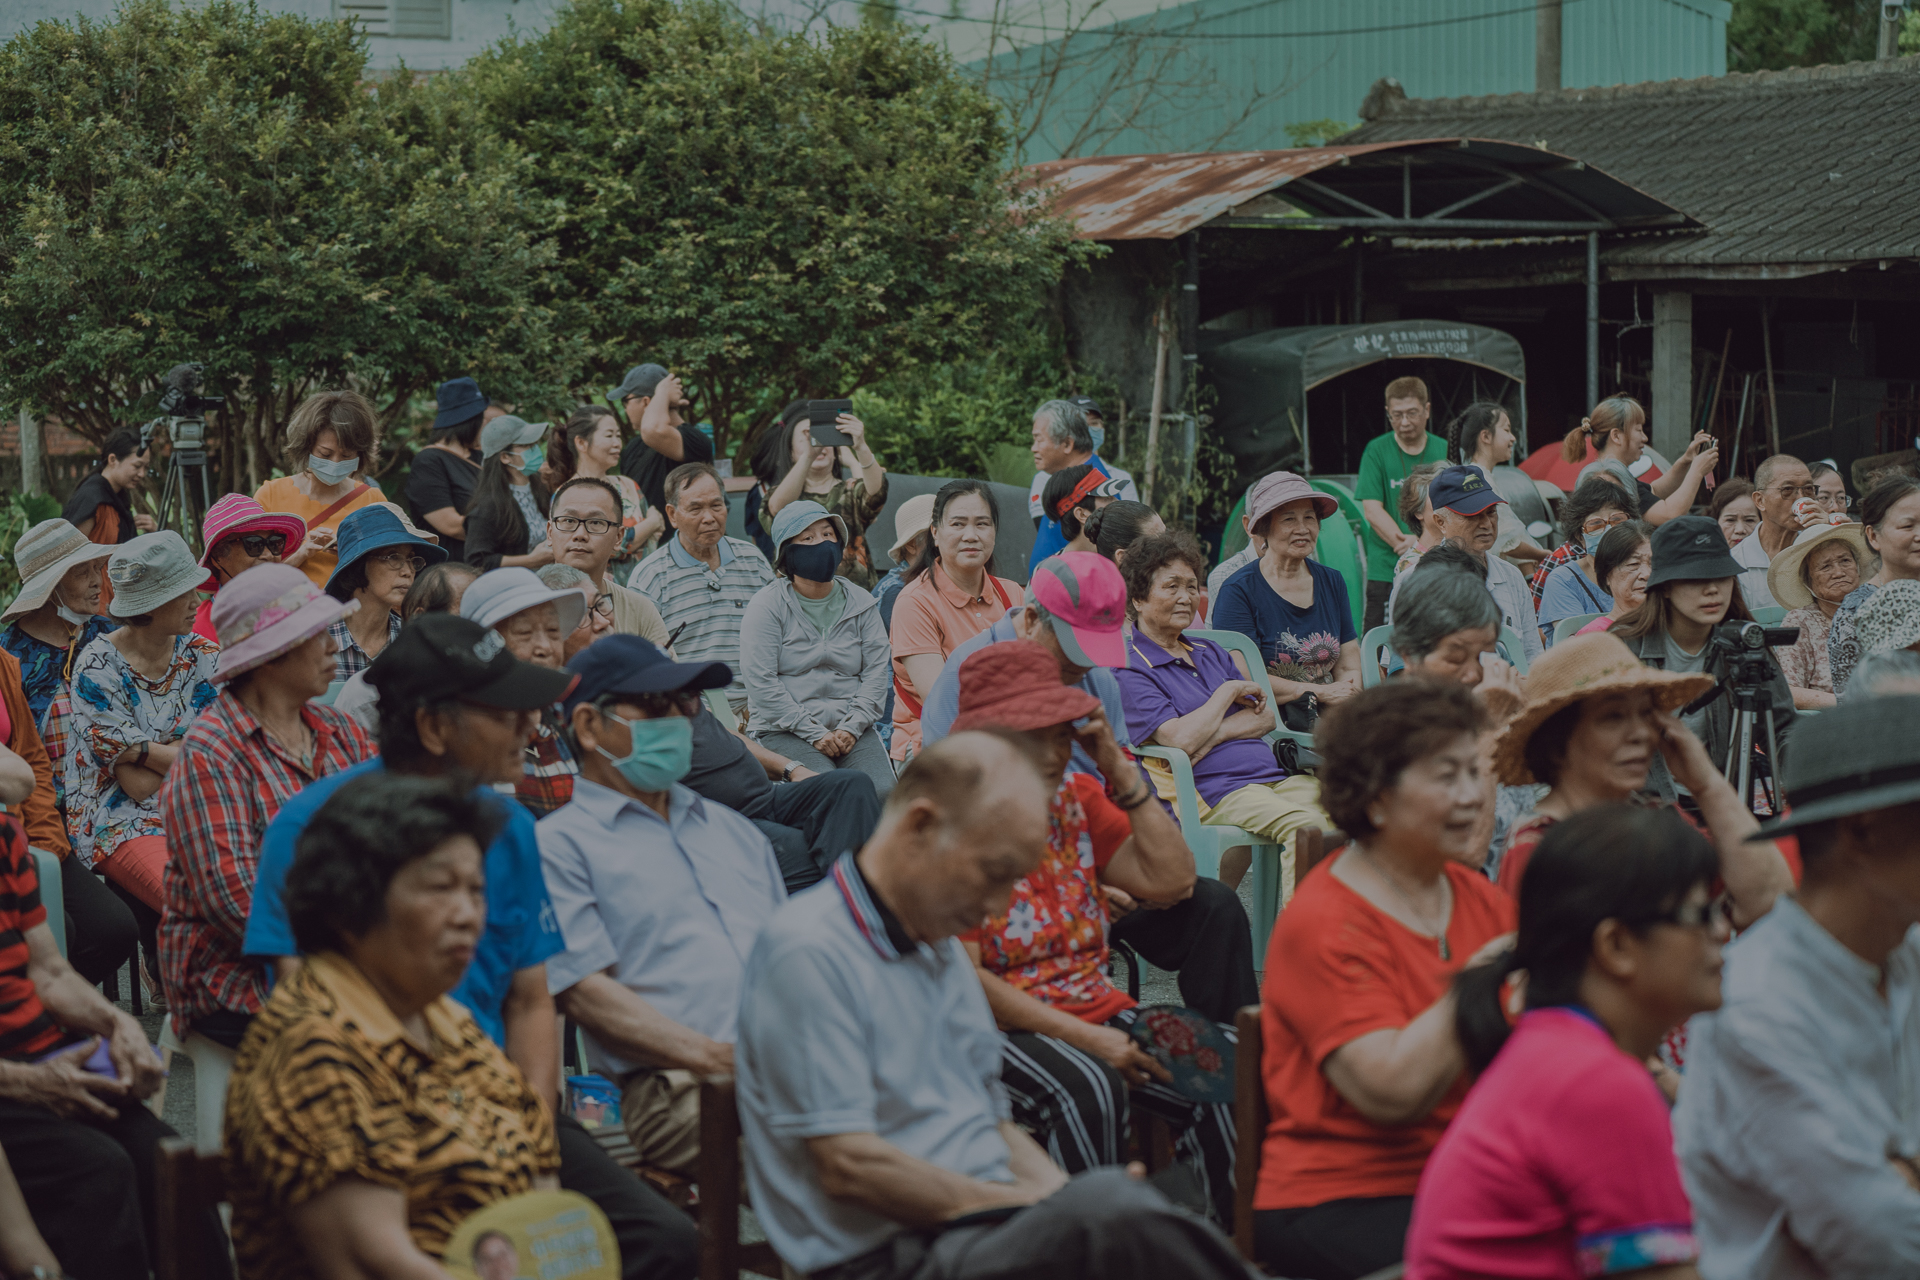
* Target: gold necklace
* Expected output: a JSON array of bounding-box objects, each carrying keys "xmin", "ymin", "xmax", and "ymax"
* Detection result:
[{"xmin": 1358, "ymin": 844, "xmax": 1453, "ymax": 960}]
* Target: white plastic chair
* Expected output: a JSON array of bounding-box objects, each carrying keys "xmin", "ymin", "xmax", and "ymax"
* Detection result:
[{"xmin": 157, "ymin": 1019, "xmax": 236, "ymax": 1152}]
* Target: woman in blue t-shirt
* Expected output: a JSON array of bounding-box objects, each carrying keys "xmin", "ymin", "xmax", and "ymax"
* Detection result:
[{"xmin": 1214, "ymin": 472, "xmax": 1359, "ymax": 712}]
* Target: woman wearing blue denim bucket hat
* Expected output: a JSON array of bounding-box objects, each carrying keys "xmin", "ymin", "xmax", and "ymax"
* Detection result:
[
  {"xmin": 323, "ymin": 505, "xmax": 447, "ymax": 682},
  {"xmin": 738, "ymin": 498, "xmax": 894, "ymax": 797}
]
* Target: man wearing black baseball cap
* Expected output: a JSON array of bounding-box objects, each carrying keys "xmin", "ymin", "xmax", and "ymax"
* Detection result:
[
  {"xmin": 1676, "ymin": 694, "xmax": 1920, "ymax": 1278},
  {"xmin": 609, "ymin": 363, "xmax": 713, "ymax": 514},
  {"xmin": 242, "ymin": 616, "xmax": 698, "ymax": 1280},
  {"xmin": 1389, "ymin": 464, "xmax": 1543, "ymax": 665},
  {"xmin": 539, "ymin": 635, "xmax": 788, "ymax": 1180}
]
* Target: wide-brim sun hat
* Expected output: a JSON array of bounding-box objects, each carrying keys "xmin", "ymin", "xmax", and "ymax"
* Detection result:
[
  {"xmin": 951, "ymin": 639, "xmax": 1102, "ymax": 734},
  {"xmin": 1246, "ymin": 471, "xmax": 1338, "ymax": 534},
  {"xmin": 2, "ymin": 518, "xmax": 114, "ymax": 622},
  {"xmin": 212, "ymin": 563, "xmax": 359, "ymax": 683},
  {"xmin": 197, "ymin": 494, "xmax": 308, "ymax": 591},
  {"xmin": 1854, "ymin": 578, "xmax": 1920, "ymax": 658},
  {"xmin": 1767, "ymin": 521, "xmax": 1870, "ymax": 612},
  {"xmin": 1647, "ymin": 515, "xmax": 1743, "ymax": 590},
  {"xmin": 369, "ymin": 501, "xmax": 441, "ymax": 546},
  {"xmin": 325, "ymin": 504, "xmax": 448, "ymax": 592},
  {"xmin": 106, "ymin": 531, "xmax": 208, "ymax": 619},
  {"xmin": 460, "ymin": 566, "xmax": 586, "ymax": 636},
  {"xmin": 1752, "ymin": 693, "xmax": 1920, "ymax": 836},
  {"xmin": 1488, "ymin": 631, "xmax": 1718, "ymax": 786},
  {"xmin": 769, "ymin": 499, "xmax": 850, "ymax": 563},
  {"xmin": 889, "ymin": 493, "xmax": 937, "ymax": 557}
]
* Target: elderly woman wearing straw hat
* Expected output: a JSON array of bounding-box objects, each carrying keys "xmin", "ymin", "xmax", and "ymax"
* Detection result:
[
  {"xmin": 158, "ymin": 564, "xmax": 374, "ymax": 1050},
  {"xmin": 189, "ymin": 494, "xmax": 309, "ymax": 643},
  {"xmin": 1489, "ymin": 632, "xmax": 1794, "ymax": 934},
  {"xmin": 1766, "ymin": 522, "xmax": 1869, "ymax": 708},
  {"xmin": 1, "ymin": 520, "xmax": 116, "ymax": 729}
]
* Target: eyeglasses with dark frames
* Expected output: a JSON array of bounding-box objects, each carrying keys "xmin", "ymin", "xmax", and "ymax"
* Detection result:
[{"xmin": 552, "ymin": 516, "xmax": 619, "ymax": 536}]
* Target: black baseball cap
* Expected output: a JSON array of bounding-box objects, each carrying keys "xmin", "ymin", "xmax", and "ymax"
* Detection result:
[
  {"xmin": 1428, "ymin": 464, "xmax": 1507, "ymax": 516},
  {"xmin": 1070, "ymin": 395, "xmax": 1106, "ymax": 420},
  {"xmin": 1647, "ymin": 515, "xmax": 1742, "ymax": 589},
  {"xmin": 561, "ymin": 634, "xmax": 732, "ymax": 714},
  {"xmin": 366, "ymin": 613, "xmax": 576, "ymax": 710}
]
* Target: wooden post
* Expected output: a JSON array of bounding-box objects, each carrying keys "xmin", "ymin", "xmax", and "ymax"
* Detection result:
[
  {"xmin": 17, "ymin": 405, "xmax": 42, "ymax": 496},
  {"xmin": 1651, "ymin": 292, "xmax": 1693, "ymax": 462},
  {"xmin": 1762, "ymin": 300, "xmax": 1782, "ymax": 457},
  {"xmin": 1144, "ymin": 307, "xmax": 1170, "ymax": 507}
]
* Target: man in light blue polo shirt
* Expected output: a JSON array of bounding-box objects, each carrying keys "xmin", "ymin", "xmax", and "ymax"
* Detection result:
[
  {"xmin": 735, "ymin": 732, "xmax": 1252, "ymax": 1280},
  {"xmin": 538, "ymin": 634, "xmax": 786, "ymax": 1176}
]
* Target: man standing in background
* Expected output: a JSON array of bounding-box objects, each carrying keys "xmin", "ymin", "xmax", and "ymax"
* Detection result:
[
  {"xmin": 1355, "ymin": 376, "xmax": 1449, "ymax": 632},
  {"xmin": 1028, "ymin": 399, "xmax": 1137, "ymax": 573}
]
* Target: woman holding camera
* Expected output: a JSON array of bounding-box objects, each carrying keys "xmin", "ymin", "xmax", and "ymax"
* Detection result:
[{"xmin": 750, "ymin": 402, "xmax": 886, "ymax": 589}]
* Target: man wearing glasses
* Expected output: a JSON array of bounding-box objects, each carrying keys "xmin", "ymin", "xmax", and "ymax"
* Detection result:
[
  {"xmin": 547, "ymin": 476, "xmax": 672, "ymax": 647},
  {"xmin": 1356, "ymin": 376, "xmax": 1451, "ymax": 631},
  {"xmin": 1734, "ymin": 454, "xmax": 1827, "ymax": 610}
]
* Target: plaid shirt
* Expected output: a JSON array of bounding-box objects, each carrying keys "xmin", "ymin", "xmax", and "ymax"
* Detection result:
[
  {"xmin": 1528, "ymin": 540, "xmax": 1585, "ymax": 610},
  {"xmin": 513, "ymin": 716, "xmax": 577, "ymax": 819},
  {"xmin": 157, "ymin": 688, "xmax": 375, "ymax": 1035},
  {"xmin": 328, "ymin": 610, "xmax": 403, "ymax": 682}
]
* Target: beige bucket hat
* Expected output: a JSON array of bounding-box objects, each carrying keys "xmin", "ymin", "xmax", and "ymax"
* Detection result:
[{"xmin": 1, "ymin": 519, "xmax": 114, "ymax": 622}]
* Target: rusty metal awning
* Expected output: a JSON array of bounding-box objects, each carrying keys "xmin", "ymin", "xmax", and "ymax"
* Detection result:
[{"xmin": 1022, "ymin": 139, "xmax": 1696, "ymax": 240}]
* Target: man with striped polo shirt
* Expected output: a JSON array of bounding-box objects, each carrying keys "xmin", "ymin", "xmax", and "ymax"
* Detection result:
[{"xmin": 627, "ymin": 462, "xmax": 773, "ymax": 716}]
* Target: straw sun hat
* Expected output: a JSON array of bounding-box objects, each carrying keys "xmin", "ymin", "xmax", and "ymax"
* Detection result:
[
  {"xmin": 1766, "ymin": 521, "xmax": 1870, "ymax": 612},
  {"xmin": 1488, "ymin": 632, "xmax": 1717, "ymax": 786}
]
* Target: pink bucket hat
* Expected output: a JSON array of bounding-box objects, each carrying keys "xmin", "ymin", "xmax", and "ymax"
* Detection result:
[
  {"xmin": 1246, "ymin": 471, "xmax": 1337, "ymax": 534},
  {"xmin": 211, "ymin": 563, "xmax": 358, "ymax": 683},
  {"xmin": 1029, "ymin": 551, "xmax": 1127, "ymax": 669},
  {"xmin": 199, "ymin": 494, "xmax": 308, "ymax": 590}
]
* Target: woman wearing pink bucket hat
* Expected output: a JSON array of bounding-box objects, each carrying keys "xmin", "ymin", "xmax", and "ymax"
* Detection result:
[
  {"xmin": 157, "ymin": 563, "xmax": 375, "ymax": 1037},
  {"xmin": 188, "ymin": 494, "xmax": 308, "ymax": 643}
]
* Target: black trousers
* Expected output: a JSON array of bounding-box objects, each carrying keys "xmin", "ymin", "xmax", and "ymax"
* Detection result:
[
  {"xmin": 819, "ymin": 1168, "xmax": 1252, "ymax": 1280},
  {"xmin": 750, "ymin": 770, "xmax": 881, "ymax": 894},
  {"xmin": 1254, "ymin": 1195, "xmax": 1413, "ymax": 1280},
  {"xmin": 1364, "ymin": 580, "xmax": 1393, "ymax": 635},
  {"xmin": 61, "ymin": 856, "xmax": 138, "ymax": 988},
  {"xmin": 1109, "ymin": 877, "xmax": 1259, "ymax": 1026},
  {"xmin": 0, "ymin": 1093, "xmax": 230, "ymax": 1280},
  {"xmin": 555, "ymin": 1114, "xmax": 697, "ymax": 1280}
]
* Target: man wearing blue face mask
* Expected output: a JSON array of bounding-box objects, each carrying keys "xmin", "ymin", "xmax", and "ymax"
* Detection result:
[{"xmin": 538, "ymin": 634, "xmax": 788, "ymax": 1180}]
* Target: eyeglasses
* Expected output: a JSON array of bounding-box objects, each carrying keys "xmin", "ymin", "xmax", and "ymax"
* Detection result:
[
  {"xmin": 368, "ymin": 551, "xmax": 426, "ymax": 574},
  {"xmin": 605, "ymin": 691, "xmax": 702, "ymax": 720},
  {"xmin": 552, "ymin": 516, "xmax": 618, "ymax": 536},
  {"xmin": 221, "ymin": 531, "xmax": 288, "ymax": 559},
  {"xmin": 1769, "ymin": 484, "xmax": 1821, "ymax": 500},
  {"xmin": 1649, "ymin": 893, "xmax": 1732, "ymax": 932},
  {"xmin": 1581, "ymin": 512, "xmax": 1632, "ymax": 535},
  {"xmin": 1387, "ymin": 409, "xmax": 1425, "ymax": 424},
  {"xmin": 1817, "ymin": 491, "xmax": 1853, "ymax": 510},
  {"xmin": 588, "ymin": 592, "xmax": 614, "ymax": 620}
]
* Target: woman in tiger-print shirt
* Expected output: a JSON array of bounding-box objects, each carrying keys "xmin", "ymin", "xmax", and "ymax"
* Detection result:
[{"xmin": 223, "ymin": 773, "xmax": 558, "ymax": 1279}]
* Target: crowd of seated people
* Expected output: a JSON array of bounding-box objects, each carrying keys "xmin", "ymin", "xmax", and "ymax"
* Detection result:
[{"xmin": 12, "ymin": 365, "xmax": 1920, "ymax": 1280}]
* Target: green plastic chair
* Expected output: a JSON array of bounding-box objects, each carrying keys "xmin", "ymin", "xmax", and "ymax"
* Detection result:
[
  {"xmin": 1312, "ymin": 514, "xmax": 1368, "ymax": 639},
  {"xmin": 30, "ymin": 846, "xmax": 64, "ymax": 958},
  {"xmin": 1308, "ymin": 478, "xmax": 1368, "ymax": 545},
  {"xmin": 1553, "ymin": 613, "xmax": 1602, "ymax": 644},
  {"xmin": 1751, "ymin": 605, "xmax": 1788, "ymax": 625},
  {"xmin": 1360, "ymin": 625, "xmax": 1395, "ymax": 687},
  {"xmin": 1497, "ymin": 626, "xmax": 1533, "ymax": 675}
]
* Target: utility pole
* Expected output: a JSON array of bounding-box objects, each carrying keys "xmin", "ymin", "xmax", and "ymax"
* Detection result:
[
  {"xmin": 1536, "ymin": 0, "xmax": 1562, "ymax": 92},
  {"xmin": 1879, "ymin": 3, "xmax": 1906, "ymax": 59}
]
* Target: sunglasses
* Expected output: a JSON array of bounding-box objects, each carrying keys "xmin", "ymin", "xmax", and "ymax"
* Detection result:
[
  {"xmin": 220, "ymin": 531, "xmax": 288, "ymax": 559},
  {"xmin": 605, "ymin": 691, "xmax": 703, "ymax": 720}
]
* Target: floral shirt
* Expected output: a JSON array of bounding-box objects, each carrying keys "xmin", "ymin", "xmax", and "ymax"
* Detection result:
[
  {"xmin": 64, "ymin": 631, "xmax": 221, "ymax": 867},
  {"xmin": 1775, "ymin": 606, "xmax": 1835, "ymax": 694},
  {"xmin": 1827, "ymin": 581, "xmax": 1878, "ymax": 698},
  {"xmin": 0, "ymin": 616, "xmax": 113, "ymax": 729},
  {"xmin": 963, "ymin": 772, "xmax": 1135, "ymax": 1024}
]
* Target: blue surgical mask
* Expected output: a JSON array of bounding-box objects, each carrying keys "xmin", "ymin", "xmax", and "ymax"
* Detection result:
[
  {"xmin": 516, "ymin": 444, "xmax": 546, "ymax": 475},
  {"xmin": 1089, "ymin": 425, "xmax": 1105, "ymax": 453},
  {"xmin": 308, "ymin": 454, "xmax": 358, "ymax": 485},
  {"xmin": 786, "ymin": 539, "xmax": 842, "ymax": 584},
  {"xmin": 597, "ymin": 711, "xmax": 692, "ymax": 792}
]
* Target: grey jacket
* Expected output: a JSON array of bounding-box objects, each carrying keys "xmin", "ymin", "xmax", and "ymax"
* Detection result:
[
  {"xmin": 1618, "ymin": 626, "xmax": 1796, "ymax": 802},
  {"xmin": 740, "ymin": 577, "xmax": 890, "ymax": 742}
]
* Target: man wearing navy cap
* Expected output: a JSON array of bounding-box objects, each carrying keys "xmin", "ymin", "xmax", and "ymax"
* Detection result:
[
  {"xmin": 540, "ymin": 635, "xmax": 788, "ymax": 1178},
  {"xmin": 1389, "ymin": 464, "xmax": 1544, "ymax": 665}
]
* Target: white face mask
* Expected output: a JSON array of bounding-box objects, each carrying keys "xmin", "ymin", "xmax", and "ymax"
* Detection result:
[{"xmin": 53, "ymin": 586, "xmax": 92, "ymax": 628}]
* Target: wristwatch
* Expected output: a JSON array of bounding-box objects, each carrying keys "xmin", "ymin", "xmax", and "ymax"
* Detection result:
[{"xmin": 780, "ymin": 761, "xmax": 797, "ymax": 782}]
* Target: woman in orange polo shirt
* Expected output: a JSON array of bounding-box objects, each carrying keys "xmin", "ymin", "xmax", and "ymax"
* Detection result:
[
  {"xmin": 887, "ymin": 479, "xmax": 1022, "ymax": 763},
  {"xmin": 254, "ymin": 390, "xmax": 388, "ymax": 588},
  {"xmin": 1255, "ymin": 680, "xmax": 1515, "ymax": 1280}
]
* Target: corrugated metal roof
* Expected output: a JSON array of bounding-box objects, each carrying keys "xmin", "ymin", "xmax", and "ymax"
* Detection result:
[{"xmin": 1025, "ymin": 138, "xmax": 1691, "ymax": 240}]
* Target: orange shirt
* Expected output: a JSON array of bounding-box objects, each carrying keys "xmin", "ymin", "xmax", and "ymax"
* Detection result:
[
  {"xmin": 253, "ymin": 477, "xmax": 384, "ymax": 588},
  {"xmin": 1256, "ymin": 852, "xmax": 1516, "ymax": 1211},
  {"xmin": 886, "ymin": 561, "xmax": 1021, "ymax": 761}
]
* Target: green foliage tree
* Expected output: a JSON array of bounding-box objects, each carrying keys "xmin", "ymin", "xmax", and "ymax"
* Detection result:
[
  {"xmin": 0, "ymin": 0, "xmax": 576, "ymax": 502},
  {"xmin": 1727, "ymin": 0, "xmax": 1882, "ymax": 71},
  {"xmin": 458, "ymin": 0, "xmax": 1092, "ymax": 459}
]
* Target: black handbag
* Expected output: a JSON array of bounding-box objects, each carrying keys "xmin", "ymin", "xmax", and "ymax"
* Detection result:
[{"xmin": 1279, "ymin": 689, "xmax": 1319, "ymax": 733}]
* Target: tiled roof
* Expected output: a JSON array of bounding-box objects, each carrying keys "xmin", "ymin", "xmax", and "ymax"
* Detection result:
[{"xmin": 1341, "ymin": 57, "xmax": 1920, "ymax": 270}]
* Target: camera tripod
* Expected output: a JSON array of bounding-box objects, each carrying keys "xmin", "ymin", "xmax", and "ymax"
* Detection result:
[
  {"xmin": 146, "ymin": 417, "xmax": 214, "ymax": 554},
  {"xmin": 1721, "ymin": 683, "xmax": 1787, "ymax": 817}
]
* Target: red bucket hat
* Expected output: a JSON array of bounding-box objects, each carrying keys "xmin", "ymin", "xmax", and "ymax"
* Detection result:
[{"xmin": 950, "ymin": 640, "xmax": 1101, "ymax": 734}]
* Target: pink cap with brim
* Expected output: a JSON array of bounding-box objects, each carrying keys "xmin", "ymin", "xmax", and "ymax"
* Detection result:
[
  {"xmin": 1246, "ymin": 472, "xmax": 1337, "ymax": 534},
  {"xmin": 211, "ymin": 563, "xmax": 358, "ymax": 683},
  {"xmin": 1029, "ymin": 552, "xmax": 1127, "ymax": 669},
  {"xmin": 199, "ymin": 494, "xmax": 308, "ymax": 591}
]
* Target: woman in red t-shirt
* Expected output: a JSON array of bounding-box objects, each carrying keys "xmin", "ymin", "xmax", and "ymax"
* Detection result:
[
  {"xmin": 1256, "ymin": 681, "xmax": 1516, "ymax": 1279},
  {"xmin": 1406, "ymin": 804, "xmax": 1725, "ymax": 1279}
]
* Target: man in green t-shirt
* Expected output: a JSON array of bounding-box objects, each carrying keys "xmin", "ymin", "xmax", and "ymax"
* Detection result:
[{"xmin": 1354, "ymin": 375, "xmax": 1450, "ymax": 631}]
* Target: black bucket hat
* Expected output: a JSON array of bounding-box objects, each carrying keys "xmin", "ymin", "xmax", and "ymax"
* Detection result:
[{"xmin": 1647, "ymin": 515, "xmax": 1743, "ymax": 590}]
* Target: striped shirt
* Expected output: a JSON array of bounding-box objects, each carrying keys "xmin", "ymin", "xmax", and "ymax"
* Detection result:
[
  {"xmin": 627, "ymin": 535, "xmax": 772, "ymax": 697},
  {"xmin": 0, "ymin": 815, "xmax": 59, "ymax": 1059}
]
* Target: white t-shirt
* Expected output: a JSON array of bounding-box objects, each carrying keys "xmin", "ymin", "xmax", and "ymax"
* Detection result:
[{"xmin": 1732, "ymin": 528, "xmax": 1778, "ymax": 611}]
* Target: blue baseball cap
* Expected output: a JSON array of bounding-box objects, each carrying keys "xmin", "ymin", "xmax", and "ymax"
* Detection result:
[
  {"xmin": 1428, "ymin": 465, "xmax": 1508, "ymax": 516},
  {"xmin": 433, "ymin": 377, "xmax": 487, "ymax": 431},
  {"xmin": 562, "ymin": 634, "xmax": 732, "ymax": 713}
]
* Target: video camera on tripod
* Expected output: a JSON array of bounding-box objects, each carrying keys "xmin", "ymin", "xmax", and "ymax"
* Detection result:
[
  {"xmin": 141, "ymin": 363, "xmax": 225, "ymax": 547},
  {"xmin": 1681, "ymin": 619, "xmax": 1800, "ymax": 813}
]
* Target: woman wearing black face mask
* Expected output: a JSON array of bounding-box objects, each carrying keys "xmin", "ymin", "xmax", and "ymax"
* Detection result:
[{"xmin": 738, "ymin": 499, "xmax": 894, "ymax": 798}]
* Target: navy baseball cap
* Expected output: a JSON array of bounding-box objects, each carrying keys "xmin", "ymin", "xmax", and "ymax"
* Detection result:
[
  {"xmin": 1428, "ymin": 465, "xmax": 1507, "ymax": 516},
  {"xmin": 562, "ymin": 634, "xmax": 731, "ymax": 713}
]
